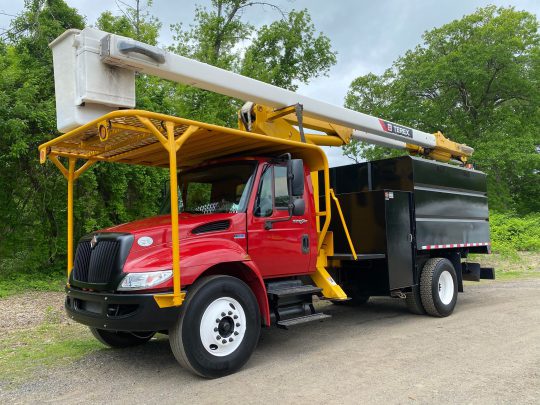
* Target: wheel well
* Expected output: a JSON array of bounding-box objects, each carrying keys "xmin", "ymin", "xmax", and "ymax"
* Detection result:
[{"xmin": 194, "ymin": 262, "xmax": 270, "ymax": 326}]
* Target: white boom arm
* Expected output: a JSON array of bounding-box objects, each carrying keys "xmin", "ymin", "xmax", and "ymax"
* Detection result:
[
  {"xmin": 100, "ymin": 33, "xmax": 441, "ymax": 150},
  {"xmin": 50, "ymin": 28, "xmax": 473, "ymax": 157}
]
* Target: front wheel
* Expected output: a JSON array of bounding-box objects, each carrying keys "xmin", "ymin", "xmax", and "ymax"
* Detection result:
[
  {"xmin": 90, "ymin": 328, "xmax": 155, "ymax": 348},
  {"xmin": 169, "ymin": 275, "xmax": 261, "ymax": 378},
  {"xmin": 420, "ymin": 258, "xmax": 458, "ymax": 317}
]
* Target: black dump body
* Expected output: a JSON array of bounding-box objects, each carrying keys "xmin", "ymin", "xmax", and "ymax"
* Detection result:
[{"xmin": 320, "ymin": 156, "xmax": 491, "ymax": 294}]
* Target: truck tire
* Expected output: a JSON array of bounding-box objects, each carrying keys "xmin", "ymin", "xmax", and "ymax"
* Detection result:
[
  {"xmin": 405, "ymin": 288, "xmax": 426, "ymax": 315},
  {"xmin": 169, "ymin": 275, "xmax": 260, "ymax": 378},
  {"xmin": 420, "ymin": 258, "xmax": 458, "ymax": 317},
  {"xmin": 90, "ymin": 328, "xmax": 155, "ymax": 348}
]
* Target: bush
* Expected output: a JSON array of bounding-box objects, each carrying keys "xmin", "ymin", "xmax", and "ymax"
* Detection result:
[
  {"xmin": 489, "ymin": 212, "xmax": 540, "ymax": 256},
  {"xmin": 0, "ymin": 252, "xmax": 65, "ymax": 298}
]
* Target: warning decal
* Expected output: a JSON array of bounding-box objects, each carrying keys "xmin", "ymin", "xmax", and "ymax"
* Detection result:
[{"xmin": 379, "ymin": 119, "xmax": 413, "ymax": 138}]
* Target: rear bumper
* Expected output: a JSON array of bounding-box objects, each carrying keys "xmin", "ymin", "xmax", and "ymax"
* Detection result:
[{"xmin": 65, "ymin": 287, "xmax": 180, "ymax": 332}]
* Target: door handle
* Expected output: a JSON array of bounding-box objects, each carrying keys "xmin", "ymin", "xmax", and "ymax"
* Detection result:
[{"xmin": 301, "ymin": 234, "xmax": 309, "ymax": 254}]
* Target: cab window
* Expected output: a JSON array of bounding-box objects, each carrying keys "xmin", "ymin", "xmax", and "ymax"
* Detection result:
[
  {"xmin": 254, "ymin": 164, "xmax": 293, "ymax": 217},
  {"xmin": 254, "ymin": 166, "xmax": 273, "ymax": 217},
  {"xmin": 274, "ymin": 166, "xmax": 290, "ymax": 209},
  {"xmin": 160, "ymin": 162, "xmax": 256, "ymax": 215}
]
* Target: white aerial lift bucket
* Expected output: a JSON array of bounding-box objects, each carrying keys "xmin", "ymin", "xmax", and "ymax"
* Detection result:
[{"xmin": 49, "ymin": 28, "xmax": 136, "ymax": 132}]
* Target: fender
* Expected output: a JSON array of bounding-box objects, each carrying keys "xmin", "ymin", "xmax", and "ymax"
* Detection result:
[
  {"xmin": 124, "ymin": 237, "xmax": 250, "ymax": 281},
  {"xmin": 123, "ymin": 237, "xmax": 271, "ymax": 326}
]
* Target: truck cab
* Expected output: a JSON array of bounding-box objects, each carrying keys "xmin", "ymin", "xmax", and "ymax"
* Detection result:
[
  {"xmin": 65, "ymin": 155, "xmax": 322, "ymax": 376},
  {"xmin": 68, "ymin": 157, "xmax": 317, "ymax": 294}
]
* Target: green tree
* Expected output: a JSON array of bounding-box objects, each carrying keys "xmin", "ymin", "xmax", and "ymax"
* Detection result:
[
  {"xmin": 241, "ymin": 9, "xmax": 336, "ymax": 91},
  {"xmin": 344, "ymin": 6, "xmax": 540, "ymax": 213},
  {"xmin": 0, "ymin": 0, "xmax": 85, "ymax": 273},
  {"xmin": 96, "ymin": 0, "xmax": 161, "ymax": 45},
  {"xmin": 169, "ymin": 1, "xmax": 337, "ymax": 126},
  {"xmin": 0, "ymin": 0, "xmax": 338, "ymax": 277}
]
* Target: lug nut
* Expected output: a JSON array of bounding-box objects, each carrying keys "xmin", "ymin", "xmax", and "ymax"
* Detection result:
[
  {"xmin": 233, "ymin": 315, "xmax": 238, "ymax": 319},
  {"xmin": 216, "ymin": 335, "xmax": 221, "ymax": 340},
  {"xmin": 222, "ymin": 339, "xmax": 227, "ymax": 344},
  {"xmin": 221, "ymin": 312, "xmax": 226, "ymax": 317},
  {"xmin": 216, "ymin": 319, "xmax": 220, "ymax": 323},
  {"xmin": 229, "ymin": 338, "xmax": 233, "ymax": 342},
  {"xmin": 236, "ymin": 323, "xmax": 240, "ymax": 327},
  {"xmin": 214, "ymin": 327, "xmax": 218, "ymax": 332},
  {"xmin": 234, "ymin": 331, "xmax": 239, "ymax": 336},
  {"xmin": 228, "ymin": 311, "xmax": 233, "ymax": 315}
]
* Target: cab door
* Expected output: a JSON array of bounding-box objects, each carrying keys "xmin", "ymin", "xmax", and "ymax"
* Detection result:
[{"xmin": 247, "ymin": 164, "xmax": 312, "ymax": 278}]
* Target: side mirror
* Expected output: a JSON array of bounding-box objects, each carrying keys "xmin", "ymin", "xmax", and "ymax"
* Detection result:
[
  {"xmin": 292, "ymin": 198, "xmax": 305, "ymax": 216},
  {"xmin": 287, "ymin": 159, "xmax": 304, "ymax": 197}
]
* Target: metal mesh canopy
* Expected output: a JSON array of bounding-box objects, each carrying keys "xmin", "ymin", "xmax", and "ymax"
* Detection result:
[{"xmin": 39, "ymin": 110, "xmax": 327, "ymax": 171}]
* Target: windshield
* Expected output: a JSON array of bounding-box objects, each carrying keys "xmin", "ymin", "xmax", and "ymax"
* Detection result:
[{"xmin": 160, "ymin": 161, "xmax": 257, "ymax": 215}]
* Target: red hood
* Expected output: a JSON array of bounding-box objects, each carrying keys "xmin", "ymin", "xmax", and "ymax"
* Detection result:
[{"xmin": 103, "ymin": 213, "xmax": 238, "ymax": 250}]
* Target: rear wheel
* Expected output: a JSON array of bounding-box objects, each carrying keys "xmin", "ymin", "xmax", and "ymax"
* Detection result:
[
  {"xmin": 90, "ymin": 328, "xmax": 155, "ymax": 348},
  {"xmin": 169, "ymin": 275, "xmax": 260, "ymax": 378},
  {"xmin": 405, "ymin": 288, "xmax": 425, "ymax": 315},
  {"xmin": 420, "ymin": 258, "xmax": 458, "ymax": 317}
]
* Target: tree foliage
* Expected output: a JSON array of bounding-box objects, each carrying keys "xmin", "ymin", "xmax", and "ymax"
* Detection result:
[
  {"xmin": 167, "ymin": 1, "xmax": 336, "ymax": 126},
  {"xmin": 0, "ymin": 0, "xmax": 336, "ymax": 276},
  {"xmin": 241, "ymin": 9, "xmax": 336, "ymax": 91},
  {"xmin": 96, "ymin": 0, "xmax": 161, "ymax": 45},
  {"xmin": 344, "ymin": 6, "xmax": 540, "ymax": 213},
  {"xmin": 0, "ymin": 0, "xmax": 85, "ymax": 273}
]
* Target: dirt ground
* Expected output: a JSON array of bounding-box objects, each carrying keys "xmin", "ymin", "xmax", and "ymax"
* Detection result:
[
  {"xmin": 0, "ymin": 291, "xmax": 65, "ymax": 332},
  {"xmin": 1, "ymin": 278, "xmax": 539, "ymax": 404}
]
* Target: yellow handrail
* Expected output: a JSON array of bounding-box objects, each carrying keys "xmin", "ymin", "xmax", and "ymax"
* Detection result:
[{"xmin": 330, "ymin": 189, "xmax": 358, "ymax": 260}]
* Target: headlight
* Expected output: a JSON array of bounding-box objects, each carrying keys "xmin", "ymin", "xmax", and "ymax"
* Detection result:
[{"xmin": 118, "ymin": 270, "xmax": 173, "ymax": 291}]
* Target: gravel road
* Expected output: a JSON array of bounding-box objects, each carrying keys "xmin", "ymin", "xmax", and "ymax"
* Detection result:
[{"xmin": 2, "ymin": 278, "xmax": 539, "ymax": 404}]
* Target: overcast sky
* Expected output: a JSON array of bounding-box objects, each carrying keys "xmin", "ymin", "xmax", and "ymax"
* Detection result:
[{"xmin": 1, "ymin": 0, "xmax": 539, "ymax": 165}]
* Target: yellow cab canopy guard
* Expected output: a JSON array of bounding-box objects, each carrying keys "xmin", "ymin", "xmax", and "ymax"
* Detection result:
[{"xmin": 39, "ymin": 109, "xmax": 348, "ymax": 308}]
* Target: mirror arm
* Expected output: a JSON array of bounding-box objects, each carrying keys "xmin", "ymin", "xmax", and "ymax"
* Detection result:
[{"xmin": 264, "ymin": 202, "xmax": 294, "ymax": 230}]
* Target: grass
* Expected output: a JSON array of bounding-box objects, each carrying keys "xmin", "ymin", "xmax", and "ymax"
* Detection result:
[
  {"xmin": 470, "ymin": 251, "xmax": 540, "ymax": 281},
  {"xmin": 0, "ymin": 270, "xmax": 66, "ymax": 299},
  {"xmin": 0, "ymin": 307, "xmax": 101, "ymax": 384},
  {"xmin": 0, "ymin": 324, "xmax": 101, "ymax": 382}
]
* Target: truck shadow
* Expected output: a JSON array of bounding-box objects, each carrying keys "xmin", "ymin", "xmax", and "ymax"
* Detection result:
[{"xmin": 81, "ymin": 296, "xmax": 465, "ymax": 381}]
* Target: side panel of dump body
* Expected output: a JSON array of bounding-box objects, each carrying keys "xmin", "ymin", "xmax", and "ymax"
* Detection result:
[
  {"xmin": 370, "ymin": 157, "xmax": 490, "ymax": 253},
  {"xmin": 325, "ymin": 156, "xmax": 490, "ymax": 254},
  {"xmin": 322, "ymin": 156, "xmax": 490, "ymax": 296}
]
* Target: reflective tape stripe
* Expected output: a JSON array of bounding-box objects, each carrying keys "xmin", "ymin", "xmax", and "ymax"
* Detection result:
[{"xmin": 420, "ymin": 242, "xmax": 490, "ymax": 250}]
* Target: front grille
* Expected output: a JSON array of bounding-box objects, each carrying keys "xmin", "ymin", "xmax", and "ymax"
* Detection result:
[
  {"xmin": 72, "ymin": 241, "xmax": 91, "ymax": 282},
  {"xmin": 72, "ymin": 238, "xmax": 121, "ymax": 284}
]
